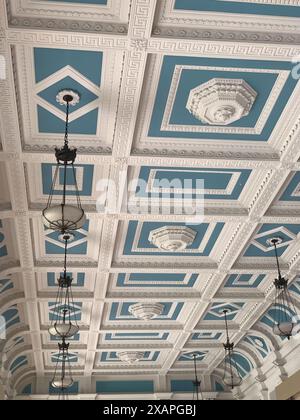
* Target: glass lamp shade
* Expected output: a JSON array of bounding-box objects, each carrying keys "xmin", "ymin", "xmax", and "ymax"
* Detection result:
[
  {"xmin": 51, "ymin": 377, "xmax": 74, "ymax": 390},
  {"xmin": 48, "ymin": 323, "xmax": 79, "ymax": 339},
  {"xmin": 223, "ymin": 373, "xmax": 243, "ymax": 389},
  {"xmin": 42, "ymin": 204, "xmax": 86, "ymax": 232},
  {"xmin": 223, "ymin": 352, "xmax": 243, "ymax": 389},
  {"xmin": 273, "ymin": 322, "xmax": 294, "ymax": 338}
]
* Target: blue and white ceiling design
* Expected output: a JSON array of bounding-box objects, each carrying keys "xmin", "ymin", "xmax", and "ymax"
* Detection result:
[
  {"xmin": 224, "ymin": 274, "xmax": 266, "ymax": 288},
  {"xmin": 9, "ymin": 336, "xmax": 25, "ymax": 349},
  {"xmin": 204, "ymin": 302, "xmax": 244, "ymax": 321},
  {"xmin": 136, "ymin": 167, "xmax": 251, "ymax": 200},
  {"xmin": 243, "ymin": 335, "xmax": 271, "ymax": 360},
  {"xmin": 260, "ymin": 304, "xmax": 297, "ymax": 331},
  {"xmin": 115, "ymin": 273, "xmax": 199, "ymax": 288},
  {"xmin": 48, "ymin": 302, "xmax": 82, "ymax": 322},
  {"xmin": 47, "ymin": 0, "xmax": 108, "ymax": 4},
  {"xmin": 0, "ymin": 278, "xmax": 14, "ymax": 294},
  {"xmin": 49, "ymin": 381, "xmax": 79, "ymax": 395},
  {"xmin": 226, "ymin": 295, "xmax": 300, "ymax": 380},
  {"xmin": 289, "ymin": 279, "xmax": 300, "ymax": 297},
  {"xmin": 99, "ymin": 351, "xmax": 160, "ymax": 363},
  {"xmin": 149, "ymin": 56, "xmax": 295, "ymax": 142},
  {"xmin": 9, "ymin": 356, "xmax": 28, "ymax": 375},
  {"xmin": 4, "ymin": 0, "xmax": 300, "ymax": 397},
  {"xmin": 1, "ymin": 306, "xmax": 21, "ymax": 332},
  {"xmin": 178, "ymin": 351, "xmax": 207, "ymax": 362},
  {"xmin": 42, "ymin": 164, "xmax": 94, "ymax": 197},
  {"xmin": 173, "ymin": 0, "xmax": 300, "ymax": 17},
  {"xmin": 95, "ymin": 380, "xmax": 154, "ymax": 394},
  {"xmin": 279, "ymin": 172, "xmax": 300, "ymax": 202},
  {"xmin": 37, "ymin": 271, "xmax": 95, "ymax": 295},
  {"xmin": 47, "ymin": 272, "xmax": 85, "ymax": 288},
  {"xmin": 45, "ymin": 222, "xmax": 89, "ymax": 255},
  {"xmin": 21, "ymin": 384, "xmax": 32, "ymax": 396},
  {"xmin": 108, "ymin": 302, "xmax": 184, "ymax": 322},
  {"xmin": 0, "ymin": 220, "xmax": 8, "ymax": 258},
  {"xmin": 104, "ymin": 332, "xmax": 170, "ymax": 342},
  {"xmin": 51, "ymin": 351, "xmax": 78, "ymax": 364},
  {"xmin": 227, "ymin": 352, "xmax": 253, "ymax": 379},
  {"xmin": 243, "ymin": 224, "xmax": 300, "ymax": 257},
  {"xmin": 34, "ymin": 48, "xmax": 102, "ymax": 135},
  {"xmin": 123, "ymin": 221, "xmax": 224, "ymax": 256},
  {"xmin": 191, "ymin": 332, "xmax": 223, "ymax": 342},
  {"xmin": 49, "ymin": 333, "xmax": 80, "ymax": 343}
]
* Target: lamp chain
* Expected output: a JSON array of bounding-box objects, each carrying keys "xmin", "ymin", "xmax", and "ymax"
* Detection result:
[
  {"xmin": 64, "ymin": 100, "xmax": 70, "ymax": 149},
  {"xmin": 273, "ymin": 240, "xmax": 282, "ymax": 280}
]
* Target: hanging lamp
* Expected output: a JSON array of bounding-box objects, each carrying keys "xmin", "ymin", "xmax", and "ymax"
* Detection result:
[
  {"xmin": 222, "ymin": 310, "xmax": 242, "ymax": 389},
  {"xmin": 48, "ymin": 233, "xmax": 79, "ymax": 339},
  {"xmin": 51, "ymin": 338, "xmax": 74, "ymax": 392},
  {"xmin": 269, "ymin": 238, "xmax": 298, "ymax": 340},
  {"xmin": 192, "ymin": 353, "xmax": 203, "ymax": 401},
  {"xmin": 42, "ymin": 90, "xmax": 86, "ymax": 233}
]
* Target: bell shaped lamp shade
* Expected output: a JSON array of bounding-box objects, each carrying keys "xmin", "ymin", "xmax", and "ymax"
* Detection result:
[
  {"xmin": 48, "ymin": 268, "xmax": 80, "ymax": 340},
  {"xmin": 223, "ymin": 354, "xmax": 243, "ymax": 389},
  {"xmin": 42, "ymin": 204, "xmax": 86, "ymax": 233},
  {"xmin": 222, "ymin": 309, "xmax": 243, "ymax": 389},
  {"xmin": 269, "ymin": 237, "xmax": 300, "ymax": 340},
  {"xmin": 273, "ymin": 322, "xmax": 294, "ymax": 339},
  {"xmin": 51, "ymin": 377, "xmax": 74, "ymax": 390},
  {"xmin": 48, "ymin": 322, "xmax": 79, "ymax": 339},
  {"xmin": 222, "ymin": 350, "xmax": 243, "ymax": 389},
  {"xmin": 51, "ymin": 339, "xmax": 74, "ymax": 392},
  {"xmin": 223, "ymin": 371, "xmax": 243, "ymax": 389}
]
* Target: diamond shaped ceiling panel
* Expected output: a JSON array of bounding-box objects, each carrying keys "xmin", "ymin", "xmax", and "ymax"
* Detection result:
[
  {"xmin": 243, "ymin": 224, "xmax": 300, "ymax": 257},
  {"xmin": 34, "ymin": 48, "xmax": 102, "ymax": 136}
]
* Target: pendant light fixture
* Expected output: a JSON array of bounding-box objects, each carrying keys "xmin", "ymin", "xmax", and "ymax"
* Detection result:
[
  {"xmin": 192, "ymin": 353, "xmax": 203, "ymax": 401},
  {"xmin": 222, "ymin": 310, "xmax": 242, "ymax": 389},
  {"xmin": 42, "ymin": 90, "xmax": 86, "ymax": 233},
  {"xmin": 48, "ymin": 233, "xmax": 79, "ymax": 339},
  {"xmin": 269, "ymin": 238, "xmax": 298, "ymax": 340},
  {"xmin": 51, "ymin": 338, "xmax": 74, "ymax": 392}
]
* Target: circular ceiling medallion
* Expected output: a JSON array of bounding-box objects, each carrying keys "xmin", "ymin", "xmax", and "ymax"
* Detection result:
[
  {"xmin": 266, "ymin": 237, "xmax": 284, "ymax": 247},
  {"xmin": 56, "ymin": 89, "xmax": 80, "ymax": 106},
  {"xmin": 58, "ymin": 232, "xmax": 75, "ymax": 243}
]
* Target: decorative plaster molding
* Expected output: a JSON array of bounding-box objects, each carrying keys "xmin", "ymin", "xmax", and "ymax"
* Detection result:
[
  {"xmin": 6, "ymin": 30, "xmax": 128, "ymax": 50},
  {"xmin": 128, "ymin": 303, "xmax": 164, "ymax": 320},
  {"xmin": 156, "ymin": 0, "xmax": 300, "ymax": 35},
  {"xmin": 186, "ymin": 78, "xmax": 257, "ymax": 126},
  {"xmin": 8, "ymin": 0, "xmax": 129, "ymax": 23},
  {"xmin": 8, "ymin": 17, "xmax": 128, "ymax": 35},
  {"xmin": 153, "ymin": 27, "xmax": 300, "ymax": 45},
  {"xmin": 3, "ymin": 0, "xmax": 300, "ymax": 392},
  {"xmin": 130, "ymin": 38, "xmax": 148, "ymax": 51},
  {"xmin": 149, "ymin": 226, "xmax": 197, "ymax": 251},
  {"xmin": 116, "ymin": 351, "xmax": 145, "ymax": 364}
]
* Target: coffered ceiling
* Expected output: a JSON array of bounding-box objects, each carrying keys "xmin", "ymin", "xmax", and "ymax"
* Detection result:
[{"xmin": 1, "ymin": 0, "xmax": 300, "ymax": 400}]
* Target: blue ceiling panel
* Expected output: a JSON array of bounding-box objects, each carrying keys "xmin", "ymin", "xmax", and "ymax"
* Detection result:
[
  {"xmin": 124, "ymin": 221, "xmax": 224, "ymax": 256},
  {"xmin": 174, "ymin": 0, "xmax": 300, "ymax": 17},
  {"xmin": 149, "ymin": 56, "xmax": 296, "ymax": 142},
  {"xmin": 244, "ymin": 224, "xmax": 300, "ymax": 257},
  {"xmin": 279, "ymin": 172, "xmax": 300, "ymax": 202},
  {"xmin": 137, "ymin": 167, "xmax": 251, "ymax": 200},
  {"xmin": 116, "ymin": 273, "xmax": 198, "ymax": 288}
]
